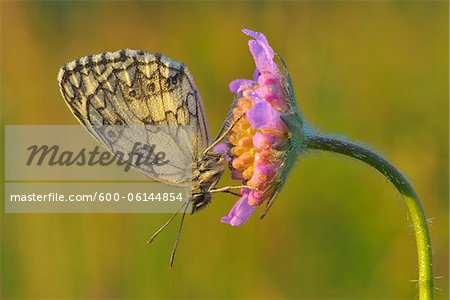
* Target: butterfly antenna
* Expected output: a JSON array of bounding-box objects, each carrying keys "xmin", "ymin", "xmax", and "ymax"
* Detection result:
[
  {"xmin": 169, "ymin": 199, "xmax": 191, "ymax": 269},
  {"xmin": 147, "ymin": 201, "xmax": 188, "ymax": 244}
]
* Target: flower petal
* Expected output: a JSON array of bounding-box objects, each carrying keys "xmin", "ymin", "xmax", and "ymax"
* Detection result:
[
  {"xmin": 255, "ymin": 150, "xmax": 275, "ymax": 164},
  {"xmin": 229, "ymin": 79, "xmax": 254, "ymax": 94},
  {"xmin": 253, "ymin": 132, "xmax": 286, "ymax": 150},
  {"xmin": 248, "ymin": 190, "xmax": 265, "ymax": 206},
  {"xmin": 213, "ymin": 143, "xmax": 228, "ymax": 154},
  {"xmin": 242, "ymin": 29, "xmax": 277, "ymax": 74},
  {"xmin": 213, "ymin": 143, "xmax": 232, "ymax": 162},
  {"xmin": 253, "ymin": 69, "xmax": 260, "ymax": 82},
  {"xmin": 221, "ymin": 189, "xmax": 256, "ymax": 226},
  {"xmin": 246, "ymin": 101, "xmax": 287, "ymax": 132},
  {"xmin": 248, "ymin": 163, "xmax": 277, "ymax": 189}
]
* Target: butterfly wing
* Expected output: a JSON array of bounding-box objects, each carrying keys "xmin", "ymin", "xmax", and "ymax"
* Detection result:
[{"xmin": 57, "ymin": 49, "xmax": 211, "ymax": 184}]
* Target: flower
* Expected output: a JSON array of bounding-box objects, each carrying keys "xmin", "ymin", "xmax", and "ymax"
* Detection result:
[
  {"xmin": 221, "ymin": 29, "xmax": 303, "ymax": 226},
  {"xmin": 220, "ymin": 189, "xmax": 256, "ymax": 226}
]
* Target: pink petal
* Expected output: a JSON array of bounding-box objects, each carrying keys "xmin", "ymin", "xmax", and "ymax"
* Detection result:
[
  {"xmin": 256, "ymin": 73, "xmax": 288, "ymax": 111},
  {"xmin": 242, "ymin": 29, "xmax": 277, "ymax": 74},
  {"xmin": 254, "ymin": 150, "xmax": 274, "ymax": 164},
  {"xmin": 248, "ymin": 163, "xmax": 276, "ymax": 188},
  {"xmin": 248, "ymin": 40, "xmax": 274, "ymax": 74},
  {"xmin": 253, "ymin": 69, "xmax": 260, "ymax": 82},
  {"xmin": 246, "ymin": 101, "xmax": 287, "ymax": 132},
  {"xmin": 248, "ymin": 190, "xmax": 266, "ymax": 206},
  {"xmin": 253, "ymin": 132, "xmax": 286, "ymax": 150},
  {"xmin": 229, "ymin": 79, "xmax": 254, "ymax": 94},
  {"xmin": 213, "ymin": 143, "xmax": 228, "ymax": 154},
  {"xmin": 213, "ymin": 143, "xmax": 232, "ymax": 162},
  {"xmin": 221, "ymin": 189, "xmax": 256, "ymax": 226}
]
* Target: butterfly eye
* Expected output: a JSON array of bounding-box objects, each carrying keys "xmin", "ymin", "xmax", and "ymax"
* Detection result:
[{"xmin": 171, "ymin": 77, "xmax": 178, "ymax": 85}]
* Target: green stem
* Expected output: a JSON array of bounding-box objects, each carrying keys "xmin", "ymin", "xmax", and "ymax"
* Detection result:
[{"xmin": 306, "ymin": 134, "xmax": 433, "ymax": 299}]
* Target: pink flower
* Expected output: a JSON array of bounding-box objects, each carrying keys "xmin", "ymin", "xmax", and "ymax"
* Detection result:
[
  {"xmin": 253, "ymin": 132, "xmax": 286, "ymax": 150},
  {"xmin": 213, "ymin": 143, "xmax": 231, "ymax": 162},
  {"xmin": 248, "ymin": 162, "xmax": 277, "ymax": 189},
  {"xmin": 246, "ymin": 101, "xmax": 287, "ymax": 132},
  {"xmin": 220, "ymin": 189, "xmax": 256, "ymax": 226},
  {"xmin": 221, "ymin": 29, "xmax": 292, "ymax": 226}
]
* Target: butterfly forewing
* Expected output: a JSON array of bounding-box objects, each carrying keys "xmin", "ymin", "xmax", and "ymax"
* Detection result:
[{"xmin": 57, "ymin": 49, "xmax": 211, "ymax": 184}]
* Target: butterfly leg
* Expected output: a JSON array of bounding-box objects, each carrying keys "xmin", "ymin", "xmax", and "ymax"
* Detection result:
[
  {"xmin": 210, "ymin": 185, "xmax": 256, "ymax": 194},
  {"xmin": 221, "ymin": 190, "xmax": 242, "ymax": 197},
  {"xmin": 203, "ymin": 113, "xmax": 244, "ymax": 155}
]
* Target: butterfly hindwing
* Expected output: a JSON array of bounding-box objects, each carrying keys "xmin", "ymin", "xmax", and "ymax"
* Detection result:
[{"xmin": 57, "ymin": 49, "xmax": 211, "ymax": 184}]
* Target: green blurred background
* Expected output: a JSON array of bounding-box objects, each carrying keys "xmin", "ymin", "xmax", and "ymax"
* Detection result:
[{"xmin": 1, "ymin": 1, "xmax": 448, "ymax": 299}]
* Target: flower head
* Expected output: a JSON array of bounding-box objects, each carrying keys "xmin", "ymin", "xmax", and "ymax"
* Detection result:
[{"xmin": 221, "ymin": 29, "xmax": 304, "ymax": 226}]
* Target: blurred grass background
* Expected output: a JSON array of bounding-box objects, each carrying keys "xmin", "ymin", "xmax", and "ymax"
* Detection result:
[{"xmin": 0, "ymin": 1, "xmax": 448, "ymax": 299}]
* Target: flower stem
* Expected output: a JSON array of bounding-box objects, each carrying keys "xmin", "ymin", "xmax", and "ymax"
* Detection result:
[{"xmin": 306, "ymin": 134, "xmax": 433, "ymax": 299}]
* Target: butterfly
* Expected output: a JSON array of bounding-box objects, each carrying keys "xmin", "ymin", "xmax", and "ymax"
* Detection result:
[{"xmin": 57, "ymin": 49, "xmax": 247, "ymax": 266}]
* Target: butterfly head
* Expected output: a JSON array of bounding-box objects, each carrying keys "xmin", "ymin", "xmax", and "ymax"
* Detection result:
[{"xmin": 191, "ymin": 192, "xmax": 212, "ymax": 214}]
